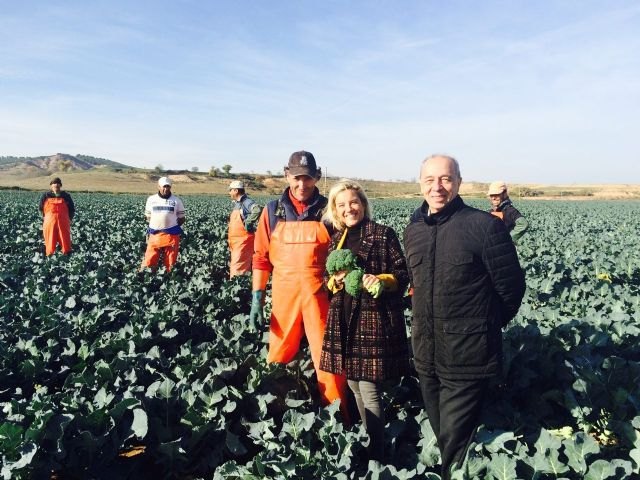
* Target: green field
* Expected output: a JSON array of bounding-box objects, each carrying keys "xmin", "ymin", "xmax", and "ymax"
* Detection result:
[{"xmin": 1, "ymin": 192, "xmax": 639, "ymax": 479}]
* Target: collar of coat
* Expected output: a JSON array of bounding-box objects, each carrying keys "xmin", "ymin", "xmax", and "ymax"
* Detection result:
[
  {"xmin": 233, "ymin": 194, "xmax": 248, "ymax": 206},
  {"xmin": 410, "ymin": 195, "xmax": 465, "ymax": 225},
  {"xmin": 334, "ymin": 218, "xmax": 376, "ymax": 261},
  {"xmin": 281, "ymin": 186, "xmax": 323, "ymax": 213},
  {"xmin": 495, "ymin": 198, "xmax": 513, "ymax": 212},
  {"xmin": 44, "ymin": 191, "xmax": 70, "ymax": 200},
  {"xmin": 332, "ymin": 219, "xmax": 378, "ymax": 323}
]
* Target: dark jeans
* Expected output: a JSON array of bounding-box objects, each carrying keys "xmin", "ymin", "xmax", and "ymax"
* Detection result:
[{"xmin": 419, "ymin": 374, "xmax": 488, "ymax": 480}]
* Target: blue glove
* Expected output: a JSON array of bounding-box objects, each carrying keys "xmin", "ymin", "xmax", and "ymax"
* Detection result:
[{"xmin": 249, "ymin": 290, "xmax": 265, "ymax": 329}]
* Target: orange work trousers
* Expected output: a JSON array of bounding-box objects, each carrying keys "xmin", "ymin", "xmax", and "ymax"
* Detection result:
[
  {"xmin": 42, "ymin": 198, "xmax": 72, "ymax": 255},
  {"xmin": 267, "ymin": 220, "xmax": 348, "ymax": 416},
  {"xmin": 228, "ymin": 209, "xmax": 254, "ymax": 277},
  {"xmin": 142, "ymin": 233, "xmax": 180, "ymax": 271}
]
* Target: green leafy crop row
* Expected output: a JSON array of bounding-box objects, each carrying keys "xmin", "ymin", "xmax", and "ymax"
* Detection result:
[{"xmin": 1, "ymin": 192, "xmax": 639, "ymax": 479}]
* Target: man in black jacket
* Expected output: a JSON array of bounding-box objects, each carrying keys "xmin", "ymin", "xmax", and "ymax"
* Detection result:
[{"xmin": 404, "ymin": 155, "xmax": 525, "ymax": 479}]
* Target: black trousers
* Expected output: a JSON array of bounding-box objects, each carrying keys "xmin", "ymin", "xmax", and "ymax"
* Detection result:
[{"xmin": 419, "ymin": 374, "xmax": 488, "ymax": 480}]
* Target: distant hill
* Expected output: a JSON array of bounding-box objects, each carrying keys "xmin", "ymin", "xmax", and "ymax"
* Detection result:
[
  {"xmin": 0, "ymin": 157, "xmax": 639, "ymax": 199},
  {"xmin": 74, "ymin": 154, "xmax": 131, "ymax": 169},
  {"xmin": 0, "ymin": 153, "xmax": 132, "ymax": 172}
]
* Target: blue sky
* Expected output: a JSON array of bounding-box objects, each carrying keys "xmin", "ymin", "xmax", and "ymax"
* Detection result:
[{"xmin": 1, "ymin": 1, "xmax": 639, "ymax": 183}]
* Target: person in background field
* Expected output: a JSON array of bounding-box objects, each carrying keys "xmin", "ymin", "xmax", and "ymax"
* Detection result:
[
  {"xmin": 319, "ymin": 180, "xmax": 410, "ymax": 463},
  {"xmin": 487, "ymin": 181, "xmax": 529, "ymax": 243},
  {"xmin": 404, "ymin": 155, "xmax": 525, "ymax": 480},
  {"xmin": 39, "ymin": 177, "xmax": 75, "ymax": 255},
  {"xmin": 140, "ymin": 177, "xmax": 185, "ymax": 272},
  {"xmin": 228, "ymin": 180, "xmax": 262, "ymax": 277},
  {"xmin": 249, "ymin": 150, "xmax": 349, "ymax": 417}
]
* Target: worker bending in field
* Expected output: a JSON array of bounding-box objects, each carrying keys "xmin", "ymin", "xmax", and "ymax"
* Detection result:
[
  {"xmin": 487, "ymin": 181, "xmax": 528, "ymax": 243},
  {"xmin": 228, "ymin": 180, "xmax": 262, "ymax": 277},
  {"xmin": 250, "ymin": 151, "xmax": 348, "ymax": 417},
  {"xmin": 39, "ymin": 177, "xmax": 75, "ymax": 255},
  {"xmin": 141, "ymin": 177, "xmax": 186, "ymax": 272}
]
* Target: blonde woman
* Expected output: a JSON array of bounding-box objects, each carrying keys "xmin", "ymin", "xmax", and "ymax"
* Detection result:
[{"xmin": 320, "ymin": 179, "xmax": 409, "ymax": 463}]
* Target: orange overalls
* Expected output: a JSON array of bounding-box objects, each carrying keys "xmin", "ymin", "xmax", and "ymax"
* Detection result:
[
  {"xmin": 142, "ymin": 233, "xmax": 180, "ymax": 271},
  {"xmin": 228, "ymin": 209, "xmax": 254, "ymax": 277},
  {"xmin": 254, "ymin": 206, "xmax": 348, "ymax": 414},
  {"xmin": 42, "ymin": 197, "xmax": 72, "ymax": 255}
]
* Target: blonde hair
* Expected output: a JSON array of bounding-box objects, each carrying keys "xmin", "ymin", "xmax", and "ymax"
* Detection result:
[{"xmin": 323, "ymin": 179, "xmax": 372, "ymax": 231}]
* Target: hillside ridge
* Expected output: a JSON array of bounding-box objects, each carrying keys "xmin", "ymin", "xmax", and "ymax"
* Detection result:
[
  {"xmin": 0, "ymin": 153, "xmax": 131, "ymax": 172},
  {"xmin": 0, "ymin": 154, "xmax": 639, "ymax": 199}
]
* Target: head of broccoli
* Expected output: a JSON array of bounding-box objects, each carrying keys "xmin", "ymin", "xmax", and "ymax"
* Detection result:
[
  {"xmin": 326, "ymin": 249, "xmax": 360, "ymax": 275},
  {"xmin": 344, "ymin": 269, "xmax": 364, "ymax": 296}
]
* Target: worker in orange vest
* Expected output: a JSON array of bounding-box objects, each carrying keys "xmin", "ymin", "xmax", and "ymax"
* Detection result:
[
  {"xmin": 228, "ymin": 180, "xmax": 262, "ymax": 277},
  {"xmin": 250, "ymin": 151, "xmax": 349, "ymax": 418},
  {"xmin": 140, "ymin": 177, "xmax": 186, "ymax": 272},
  {"xmin": 39, "ymin": 177, "xmax": 75, "ymax": 255}
]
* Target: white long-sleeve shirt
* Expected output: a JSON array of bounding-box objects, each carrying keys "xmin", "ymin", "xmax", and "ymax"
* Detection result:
[{"xmin": 145, "ymin": 194, "xmax": 185, "ymax": 233}]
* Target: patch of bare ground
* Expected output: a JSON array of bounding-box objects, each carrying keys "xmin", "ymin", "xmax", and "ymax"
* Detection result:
[{"xmin": 167, "ymin": 174, "xmax": 195, "ymax": 183}]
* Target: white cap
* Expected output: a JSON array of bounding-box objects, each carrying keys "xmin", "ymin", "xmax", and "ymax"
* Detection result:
[
  {"xmin": 487, "ymin": 181, "xmax": 507, "ymax": 195},
  {"xmin": 229, "ymin": 180, "xmax": 245, "ymax": 190},
  {"xmin": 158, "ymin": 176, "xmax": 172, "ymax": 187}
]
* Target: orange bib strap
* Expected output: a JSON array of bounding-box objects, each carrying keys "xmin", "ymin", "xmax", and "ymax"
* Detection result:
[
  {"xmin": 43, "ymin": 197, "xmax": 70, "ymax": 220},
  {"xmin": 228, "ymin": 209, "xmax": 251, "ymax": 240}
]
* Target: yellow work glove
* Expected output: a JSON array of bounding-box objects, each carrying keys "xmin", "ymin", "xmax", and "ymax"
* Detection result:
[
  {"xmin": 327, "ymin": 270, "xmax": 349, "ymax": 294},
  {"xmin": 376, "ymin": 274, "xmax": 398, "ymax": 292}
]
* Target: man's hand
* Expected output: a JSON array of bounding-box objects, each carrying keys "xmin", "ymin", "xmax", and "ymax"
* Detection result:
[{"xmin": 249, "ymin": 290, "xmax": 265, "ymax": 329}]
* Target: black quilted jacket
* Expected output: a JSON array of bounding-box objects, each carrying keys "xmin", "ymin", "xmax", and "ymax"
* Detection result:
[{"xmin": 404, "ymin": 196, "xmax": 525, "ymax": 380}]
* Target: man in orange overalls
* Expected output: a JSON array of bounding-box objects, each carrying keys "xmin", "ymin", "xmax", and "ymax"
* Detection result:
[
  {"xmin": 39, "ymin": 177, "xmax": 75, "ymax": 255},
  {"xmin": 228, "ymin": 180, "xmax": 262, "ymax": 277},
  {"xmin": 250, "ymin": 151, "xmax": 348, "ymax": 418}
]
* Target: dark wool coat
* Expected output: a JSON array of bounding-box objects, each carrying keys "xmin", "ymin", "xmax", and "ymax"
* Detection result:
[
  {"xmin": 320, "ymin": 219, "xmax": 410, "ymax": 382},
  {"xmin": 404, "ymin": 196, "xmax": 526, "ymax": 380}
]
